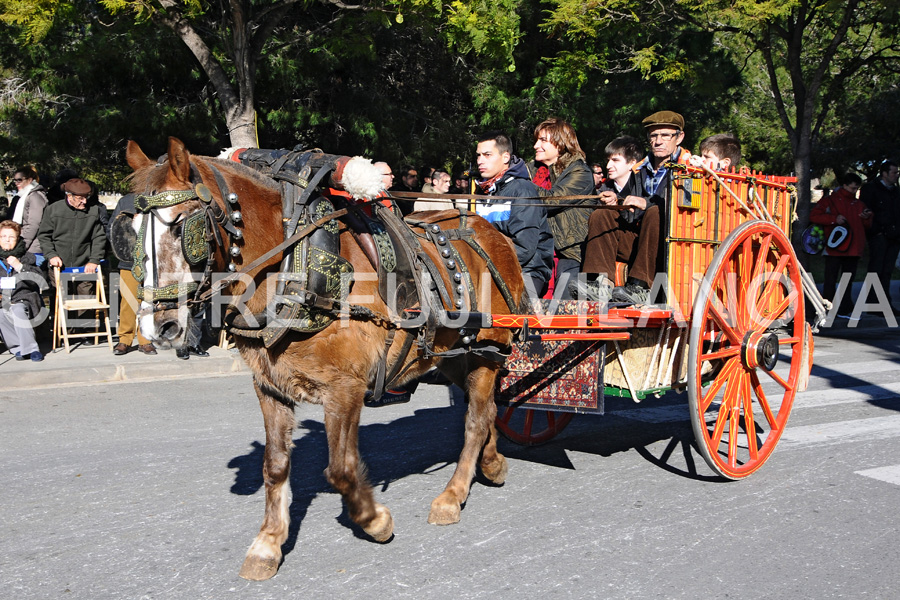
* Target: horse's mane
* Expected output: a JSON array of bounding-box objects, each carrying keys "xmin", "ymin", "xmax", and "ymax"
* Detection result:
[
  {"xmin": 126, "ymin": 153, "xmax": 281, "ymax": 195},
  {"xmin": 198, "ymin": 156, "xmax": 282, "ymax": 193}
]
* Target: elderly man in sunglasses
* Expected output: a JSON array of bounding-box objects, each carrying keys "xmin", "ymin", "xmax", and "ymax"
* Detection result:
[{"xmin": 575, "ymin": 110, "xmax": 692, "ymax": 306}]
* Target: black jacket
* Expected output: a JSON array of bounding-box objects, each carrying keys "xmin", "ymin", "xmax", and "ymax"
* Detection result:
[
  {"xmin": 0, "ymin": 249, "xmax": 47, "ymax": 318},
  {"xmin": 477, "ymin": 157, "xmax": 555, "ymax": 284},
  {"xmin": 860, "ymin": 179, "xmax": 900, "ymax": 240}
]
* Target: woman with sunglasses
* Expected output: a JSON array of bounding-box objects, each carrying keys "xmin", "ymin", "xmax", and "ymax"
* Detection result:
[{"xmin": 9, "ymin": 167, "xmax": 48, "ymax": 262}]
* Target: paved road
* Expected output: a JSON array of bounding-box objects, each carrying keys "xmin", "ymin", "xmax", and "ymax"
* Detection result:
[{"xmin": 2, "ymin": 327, "xmax": 900, "ymax": 599}]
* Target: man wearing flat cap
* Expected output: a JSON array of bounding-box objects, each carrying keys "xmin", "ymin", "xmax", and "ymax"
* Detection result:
[
  {"xmin": 38, "ymin": 178, "xmax": 108, "ymax": 332},
  {"xmin": 575, "ymin": 110, "xmax": 691, "ymax": 306},
  {"xmin": 38, "ymin": 178, "xmax": 107, "ymax": 274}
]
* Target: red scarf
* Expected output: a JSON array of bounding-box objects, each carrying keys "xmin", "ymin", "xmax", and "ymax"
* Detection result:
[
  {"xmin": 478, "ymin": 169, "xmax": 508, "ymax": 194},
  {"xmin": 532, "ymin": 165, "xmax": 552, "ymax": 190}
]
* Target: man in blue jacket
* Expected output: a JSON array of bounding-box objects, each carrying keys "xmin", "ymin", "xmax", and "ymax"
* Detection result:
[{"xmin": 474, "ymin": 131, "xmax": 554, "ymax": 298}]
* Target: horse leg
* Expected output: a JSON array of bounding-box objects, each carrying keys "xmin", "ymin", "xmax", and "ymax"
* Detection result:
[
  {"xmin": 239, "ymin": 383, "xmax": 295, "ymax": 581},
  {"xmin": 322, "ymin": 392, "xmax": 394, "ymax": 542},
  {"xmin": 438, "ymin": 357, "xmax": 508, "ymax": 485},
  {"xmin": 428, "ymin": 361, "xmax": 507, "ymax": 525},
  {"xmin": 478, "ymin": 390, "xmax": 509, "ymax": 485}
]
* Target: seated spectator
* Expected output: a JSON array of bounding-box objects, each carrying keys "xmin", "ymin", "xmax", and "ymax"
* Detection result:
[
  {"xmin": 475, "ymin": 131, "xmax": 554, "ymax": 297},
  {"xmin": 573, "ymin": 111, "xmax": 692, "ymax": 306},
  {"xmin": 38, "ymin": 178, "xmax": 107, "ymax": 274},
  {"xmin": 9, "ymin": 166, "xmax": 48, "ymax": 260},
  {"xmin": 0, "ymin": 220, "xmax": 46, "ymax": 361},
  {"xmin": 413, "ymin": 169, "xmax": 455, "ymax": 212},
  {"xmin": 450, "ymin": 171, "xmax": 470, "ymax": 195},
  {"xmin": 527, "ymin": 117, "xmax": 595, "ymax": 298},
  {"xmin": 420, "ymin": 166, "xmax": 437, "ymax": 194},
  {"xmin": 570, "ymin": 136, "xmax": 651, "ymax": 302},
  {"xmin": 591, "ymin": 163, "xmax": 605, "ymax": 192},
  {"xmin": 375, "ymin": 161, "xmax": 395, "ymax": 193},
  {"xmin": 699, "ymin": 133, "xmax": 742, "ymax": 171},
  {"xmin": 37, "ymin": 178, "xmax": 107, "ymax": 333},
  {"xmin": 390, "ymin": 165, "xmax": 419, "ymax": 216},
  {"xmin": 809, "ymin": 173, "xmax": 872, "ymax": 317}
]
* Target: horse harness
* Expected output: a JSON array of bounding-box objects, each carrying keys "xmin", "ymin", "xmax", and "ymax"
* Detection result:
[{"xmin": 118, "ymin": 149, "xmax": 518, "ymax": 399}]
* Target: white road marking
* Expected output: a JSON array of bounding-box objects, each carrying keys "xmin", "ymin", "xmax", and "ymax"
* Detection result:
[
  {"xmin": 615, "ymin": 379, "xmax": 900, "ymax": 424},
  {"xmin": 855, "ymin": 464, "xmax": 900, "ymax": 486},
  {"xmin": 811, "ymin": 358, "xmax": 900, "ymax": 376},
  {"xmin": 777, "ymin": 415, "xmax": 900, "ymax": 449}
]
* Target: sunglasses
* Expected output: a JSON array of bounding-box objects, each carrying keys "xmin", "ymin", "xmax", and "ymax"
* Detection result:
[{"xmin": 12, "ymin": 178, "xmax": 25, "ymax": 182}]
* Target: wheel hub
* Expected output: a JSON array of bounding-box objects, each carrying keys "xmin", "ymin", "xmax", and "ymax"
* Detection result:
[{"xmin": 741, "ymin": 331, "xmax": 779, "ymax": 371}]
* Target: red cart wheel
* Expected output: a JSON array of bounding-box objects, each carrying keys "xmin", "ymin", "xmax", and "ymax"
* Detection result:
[
  {"xmin": 495, "ymin": 406, "xmax": 573, "ymax": 446},
  {"xmin": 687, "ymin": 220, "xmax": 804, "ymax": 479}
]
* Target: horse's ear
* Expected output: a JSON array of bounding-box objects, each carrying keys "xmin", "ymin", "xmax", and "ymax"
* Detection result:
[
  {"xmin": 166, "ymin": 137, "xmax": 192, "ymax": 184},
  {"xmin": 126, "ymin": 140, "xmax": 154, "ymax": 172}
]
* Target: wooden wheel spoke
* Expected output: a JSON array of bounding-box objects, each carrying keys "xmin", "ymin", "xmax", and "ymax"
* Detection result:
[
  {"xmin": 546, "ymin": 412, "xmax": 556, "ymax": 429},
  {"xmin": 742, "ymin": 375, "xmax": 759, "ymax": 460},
  {"xmin": 750, "ymin": 232, "xmax": 774, "ymax": 286},
  {"xmin": 740, "ymin": 236, "xmax": 754, "ymax": 284},
  {"xmin": 522, "ymin": 409, "xmax": 534, "ymax": 437},
  {"xmin": 499, "ymin": 406, "xmax": 514, "ymax": 425},
  {"xmin": 763, "ymin": 367, "xmax": 793, "ymax": 392},
  {"xmin": 753, "ymin": 294, "xmax": 793, "ymax": 332},
  {"xmin": 711, "ymin": 368, "xmax": 742, "ymax": 447},
  {"xmin": 724, "ymin": 271, "xmax": 745, "ymax": 330},
  {"xmin": 750, "ymin": 254, "xmax": 793, "ymax": 330},
  {"xmin": 728, "ymin": 394, "xmax": 741, "ymax": 468},
  {"xmin": 708, "ymin": 300, "xmax": 742, "ymax": 346},
  {"xmin": 701, "ymin": 357, "xmax": 740, "ymax": 412},
  {"xmin": 750, "ymin": 370, "xmax": 779, "ymax": 429},
  {"xmin": 700, "ymin": 346, "xmax": 740, "ymax": 362}
]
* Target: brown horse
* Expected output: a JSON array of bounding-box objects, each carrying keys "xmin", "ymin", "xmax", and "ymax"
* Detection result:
[{"xmin": 125, "ymin": 137, "xmax": 526, "ymax": 580}]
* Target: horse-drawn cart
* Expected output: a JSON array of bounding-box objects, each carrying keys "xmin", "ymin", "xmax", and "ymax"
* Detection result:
[
  {"xmin": 125, "ymin": 139, "xmax": 827, "ymax": 579},
  {"xmin": 488, "ymin": 164, "xmax": 822, "ymax": 479}
]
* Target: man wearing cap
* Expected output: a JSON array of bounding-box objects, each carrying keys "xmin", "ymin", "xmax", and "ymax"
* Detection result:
[
  {"xmin": 574, "ymin": 111, "xmax": 691, "ymax": 305},
  {"xmin": 37, "ymin": 178, "xmax": 107, "ymax": 274},
  {"xmin": 38, "ymin": 178, "xmax": 108, "ymax": 334}
]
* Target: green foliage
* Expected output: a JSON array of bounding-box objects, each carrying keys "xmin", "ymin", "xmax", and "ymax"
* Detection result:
[{"xmin": 1, "ymin": 0, "xmax": 898, "ymax": 192}]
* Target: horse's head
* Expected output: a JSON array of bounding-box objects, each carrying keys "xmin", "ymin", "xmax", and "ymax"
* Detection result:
[{"xmin": 125, "ymin": 137, "xmax": 246, "ymax": 349}]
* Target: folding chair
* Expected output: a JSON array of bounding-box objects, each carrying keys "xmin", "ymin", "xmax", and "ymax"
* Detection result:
[{"xmin": 52, "ymin": 266, "xmax": 114, "ymax": 353}]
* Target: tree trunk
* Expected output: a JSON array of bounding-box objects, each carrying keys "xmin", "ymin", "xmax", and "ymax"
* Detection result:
[
  {"xmin": 158, "ymin": 1, "xmax": 260, "ymax": 149},
  {"xmin": 225, "ymin": 109, "xmax": 258, "ymax": 148},
  {"xmin": 792, "ymin": 143, "xmax": 813, "ymax": 267}
]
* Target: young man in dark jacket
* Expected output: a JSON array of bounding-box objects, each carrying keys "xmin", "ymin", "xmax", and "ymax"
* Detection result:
[
  {"xmin": 475, "ymin": 131, "xmax": 554, "ymax": 298},
  {"xmin": 861, "ymin": 160, "xmax": 900, "ymax": 309}
]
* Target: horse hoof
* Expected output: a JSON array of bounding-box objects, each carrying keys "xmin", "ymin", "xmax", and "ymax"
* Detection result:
[
  {"xmin": 364, "ymin": 504, "xmax": 394, "ymax": 542},
  {"xmin": 427, "ymin": 496, "xmax": 461, "ymax": 525},
  {"xmin": 239, "ymin": 554, "xmax": 280, "ymax": 581},
  {"xmin": 481, "ymin": 455, "xmax": 508, "ymax": 485}
]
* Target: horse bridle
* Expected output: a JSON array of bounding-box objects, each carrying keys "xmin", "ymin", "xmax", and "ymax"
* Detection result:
[{"xmin": 132, "ymin": 168, "xmax": 241, "ymax": 314}]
